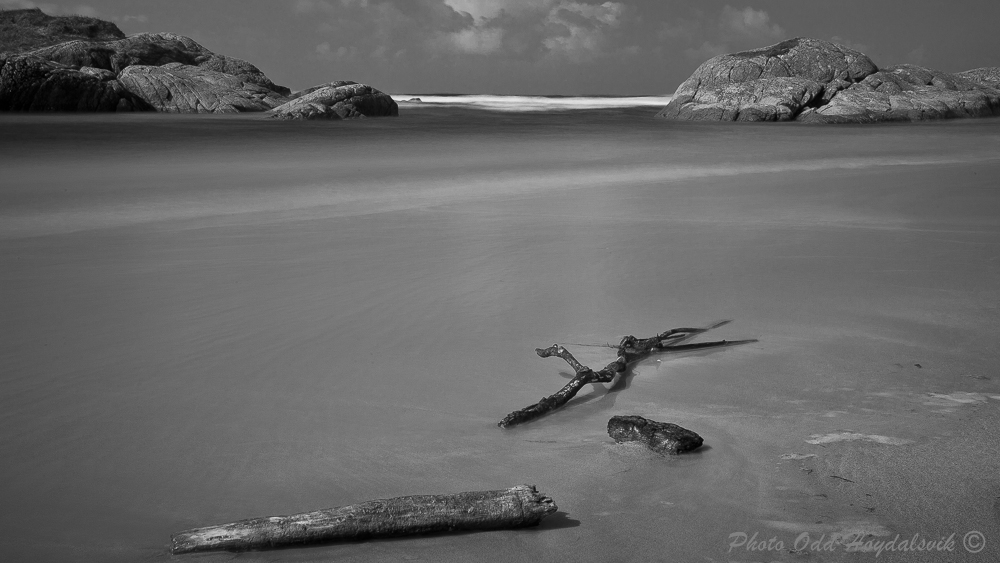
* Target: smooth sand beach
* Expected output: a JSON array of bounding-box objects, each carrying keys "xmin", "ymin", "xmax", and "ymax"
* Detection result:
[{"xmin": 1, "ymin": 108, "xmax": 999, "ymax": 562}]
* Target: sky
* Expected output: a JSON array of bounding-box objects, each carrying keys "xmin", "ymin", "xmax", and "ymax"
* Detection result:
[{"xmin": 6, "ymin": 0, "xmax": 1000, "ymax": 94}]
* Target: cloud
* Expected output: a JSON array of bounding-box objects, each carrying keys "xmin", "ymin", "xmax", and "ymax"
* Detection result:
[
  {"xmin": 315, "ymin": 41, "xmax": 359, "ymax": 61},
  {"xmin": 446, "ymin": 26, "xmax": 504, "ymax": 54},
  {"xmin": 0, "ymin": 0, "xmax": 98, "ymax": 17},
  {"xmin": 542, "ymin": 2, "xmax": 624, "ymax": 61},
  {"xmin": 658, "ymin": 19, "xmax": 697, "ymax": 42},
  {"xmin": 294, "ymin": 0, "xmax": 369, "ymax": 13},
  {"xmin": 294, "ymin": 0, "xmax": 629, "ymax": 63},
  {"xmin": 0, "ymin": 0, "xmax": 45, "ymax": 9},
  {"xmin": 295, "ymin": 0, "xmax": 472, "ymax": 61},
  {"xmin": 720, "ymin": 5, "xmax": 784, "ymax": 41},
  {"xmin": 659, "ymin": 5, "xmax": 786, "ymax": 62},
  {"xmin": 905, "ymin": 45, "xmax": 925, "ymax": 65},
  {"xmin": 70, "ymin": 3, "xmax": 96, "ymax": 16},
  {"xmin": 831, "ymin": 35, "xmax": 870, "ymax": 54},
  {"xmin": 684, "ymin": 40, "xmax": 727, "ymax": 61},
  {"xmin": 109, "ymin": 14, "xmax": 149, "ymax": 25},
  {"xmin": 443, "ymin": 0, "xmax": 553, "ymax": 20}
]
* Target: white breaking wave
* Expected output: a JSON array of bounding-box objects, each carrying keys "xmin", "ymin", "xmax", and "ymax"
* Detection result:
[{"xmin": 390, "ymin": 94, "xmax": 672, "ymax": 111}]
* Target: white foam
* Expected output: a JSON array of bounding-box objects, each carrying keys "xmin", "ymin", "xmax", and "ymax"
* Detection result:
[
  {"xmin": 763, "ymin": 519, "xmax": 891, "ymax": 537},
  {"xmin": 805, "ymin": 432, "xmax": 913, "ymax": 446},
  {"xmin": 780, "ymin": 453, "xmax": 817, "ymax": 460},
  {"xmin": 924, "ymin": 392, "xmax": 990, "ymax": 405},
  {"xmin": 392, "ymin": 94, "xmax": 673, "ymax": 111}
]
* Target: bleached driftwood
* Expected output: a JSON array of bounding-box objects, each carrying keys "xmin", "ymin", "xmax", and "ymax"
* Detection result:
[
  {"xmin": 171, "ymin": 485, "xmax": 556, "ymax": 554},
  {"xmin": 498, "ymin": 321, "xmax": 755, "ymax": 428}
]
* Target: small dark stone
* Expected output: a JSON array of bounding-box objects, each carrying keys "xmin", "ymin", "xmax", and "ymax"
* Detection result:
[{"xmin": 607, "ymin": 415, "xmax": 703, "ymax": 455}]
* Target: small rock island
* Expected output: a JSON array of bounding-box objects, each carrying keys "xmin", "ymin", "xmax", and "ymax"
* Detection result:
[
  {"xmin": 0, "ymin": 8, "xmax": 397, "ymax": 119},
  {"xmin": 656, "ymin": 37, "xmax": 1000, "ymax": 123}
]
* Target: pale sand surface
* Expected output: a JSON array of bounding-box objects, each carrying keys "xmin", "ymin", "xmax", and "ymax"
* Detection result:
[{"xmin": 1, "ymin": 110, "xmax": 999, "ymax": 562}]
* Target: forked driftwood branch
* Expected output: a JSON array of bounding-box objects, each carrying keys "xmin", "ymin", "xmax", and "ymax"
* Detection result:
[
  {"xmin": 171, "ymin": 485, "xmax": 556, "ymax": 554},
  {"xmin": 498, "ymin": 321, "xmax": 756, "ymax": 428}
]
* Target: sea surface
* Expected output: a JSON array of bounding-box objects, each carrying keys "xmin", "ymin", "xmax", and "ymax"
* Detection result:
[
  {"xmin": 2, "ymin": 100, "xmax": 1000, "ymax": 562},
  {"xmin": 391, "ymin": 94, "xmax": 674, "ymax": 111}
]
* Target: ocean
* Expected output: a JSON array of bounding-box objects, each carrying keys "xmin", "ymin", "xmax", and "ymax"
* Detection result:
[{"xmin": 2, "ymin": 99, "xmax": 1000, "ymax": 562}]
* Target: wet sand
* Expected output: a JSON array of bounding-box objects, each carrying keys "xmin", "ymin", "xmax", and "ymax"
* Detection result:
[{"xmin": 1, "ymin": 110, "xmax": 999, "ymax": 562}]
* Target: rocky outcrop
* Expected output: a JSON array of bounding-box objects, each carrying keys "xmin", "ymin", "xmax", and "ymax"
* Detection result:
[
  {"xmin": 1, "ymin": 29, "xmax": 291, "ymax": 113},
  {"xmin": 657, "ymin": 38, "xmax": 875, "ymax": 122},
  {"xmin": 117, "ymin": 63, "xmax": 288, "ymax": 113},
  {"xmin": 267, "ymin": 81, "xmax": 398, "ymax": 120},
  {"xmin": 957, "ymin": 67, "xmax": 1000, "ymax": 88},
  {"xmin": 0, "ymin": 8, "xmax": 124, "ymax": 53},
  {"xmin": 657, "ymin": 37, "xmax": 1000, "ymax": 123},
  {"xmin": 1, "ymin": 9, "xmax": 400, "ymax": 118},
  {"xmin": 23, "ymin": 32, "xmax": 290, "ymax": 96},
  {"xmin": 799, "ymin": 64, "xmax": 1000, "ymax": 123},
  {"xmin": 0, "ymin": 53, "xmax": 148, "ymax": 111}
]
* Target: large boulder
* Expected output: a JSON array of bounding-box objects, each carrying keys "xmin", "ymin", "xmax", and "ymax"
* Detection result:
[
  {"xmin": 22, "ymin": 32, "xmax": 290, "ymax": 96},
  {"xmin": 267, "ymin": 81, "xmax": 398, "ymax": 120},
  {"xmin": 657, "ymin": 37, "xmax": 1000, "ymax": 123},
  {"xmin": 0, "ymin": 53, "xmax": 148, "ymax": 112},
  {"xmin": 798, "ymin": 64, "xmax": 1000, "ymax": 123},
  {"xmin": 118, "ymin": 63, "xmax": 288, "ymax": 113},
  {"xmin": 660, "ymin": 76, "xmax": 825, "ymax": 122},
  {"xmin": 0, "ymin": 7, "xmax": 124, "ymax": 53},
  {"xmin": 657, "ymin": 38, "xmax": 876, "ymax": 122}
]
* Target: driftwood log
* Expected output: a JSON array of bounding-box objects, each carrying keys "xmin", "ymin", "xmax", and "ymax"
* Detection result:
[
  {"xmin": 498, "ymin": 321, "xmax": 756, "ymax": 428},
  {"xmin": 171, "ymin": 485, "xmax": 556, "ymax": 554},
  {"xmin": 608, "ymin": 415, "xmax": 704, "ymax": 454}
]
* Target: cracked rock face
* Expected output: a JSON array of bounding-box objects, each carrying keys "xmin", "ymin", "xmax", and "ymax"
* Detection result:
[
  {"xmin": 118, "ymin": 63, "xmax": 289, "ymax": 113},
  {"xmin": 267, "ymin": 81, "xmax": 398, "ymax": 120},
  {"xmin": 3, "ymin": 30, "xmax": 294, "ymax": 114},
  {"xmin": 2, "ymin": 10, "xmax": 406, "ymax": 117},
  {"xmin": 0, "ymin": 53, "xmax": 149, "ymax": 111},
  {"xmin": 657, "ymin": 38, "xmax": 875, "ymax": 122},
  {"xmin": 656, "ymin": 37, "xmax": 1000, "ymax": 123},
  {"xmin": 607, "ymin": 415, "xmax": 704, "ymax": 455},
  {"xmin": 958, "ymin": 67, "xmax": 1000, "ymax": 88},
  {"xmin": 799, "ymin": 64, "xmax": 1000, "ymax": 123},
  {"xmin": 23, "ymin": 32, "xmax": 290, "ymax": 96}
]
